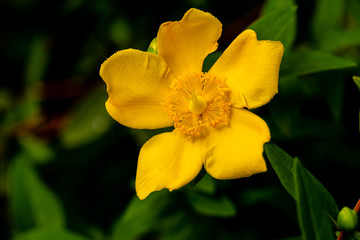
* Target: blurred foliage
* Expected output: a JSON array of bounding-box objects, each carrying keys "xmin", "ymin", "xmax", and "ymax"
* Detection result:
[{"xmin": 1, "ymin": 0, "xmax": 360, "ymax": 239}]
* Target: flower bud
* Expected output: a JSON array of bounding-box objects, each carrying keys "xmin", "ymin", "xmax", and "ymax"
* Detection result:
[
  {"xmin": 147, "ymin": 38, "xmax": 158, "ymax": 54},
  {"xmin": 337, "ymin": 206, "xmax": 359, "ymax": 231}
]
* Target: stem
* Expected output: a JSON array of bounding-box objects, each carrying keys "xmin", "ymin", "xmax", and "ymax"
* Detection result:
[
  {"xmin": 336, "ymin": 231, "xmax": 344, "ymax": 240},
  {"xmin": 354, "ymin": 198, "xmax": 360, "ymax": 213}
]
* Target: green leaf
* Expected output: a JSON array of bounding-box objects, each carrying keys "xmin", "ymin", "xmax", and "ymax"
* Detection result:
[
  {"xmin": 354, "ymin": 231, "xmax": 360, "ymax": 240},
  {"xmin": 18, "ymin": 137, "xmax": 54, "ymax": 164},
  {"xmin": 262, "ymin": 0, "xmax": 296, "ymax": 13},
  {"xmin": 261, "ymin": 0, "xmax": 297, "ymax": 50},
  {"xmin": 280, "ymin": 51, "xmax": 356, "ymax": 78},
  {"xmin": 128, "ymin": 127, "xmax": 173, "ymax": 147},
  {"xmin": 9, "ymin": 157, "xmax": 65, "ymax": 231},
  {"xmin": 157, "ymin": 212, "xmax": 195, "ymax": 240},
  {"xmin": 265, "ymin": 143, "xmax": 339, "ymax": 219},
  {"xmin": 265, "ymin": 143, "xmax": 295, "ymax": 198},
  {"xmin": 14, "ymin": 228, "xmax": 89, "ymax": 240},
  {"xmin": 240, "ymin": 187, "xmax": 280, "ymax": 206},
  {"xmin": 248, "ymin": 6, "xmax": 297, "ymax": 50},
  {"xmin": 60, "ymin": 88, "xmax": 113, "ymax": 149},
  {"xmin": 316, "ymin": 30, "xmax": 360, "ymax": 51},
  {"xmin": 186, "ymin": 192, "xmax": 236, "ymax": 217},
  {"xmin": 324, "ymin": 72, "xmax": 345, "ymax": 121},
  {"xmin": 192, "ymin": 173, "xmax": 216, "ymax": 194},
  {"xmin": 349, "ymin": 0, "xmax": 360, "ymax": 26},
  {"xmin": 203, "ymin": 51, "xmax": 221, "ymax": 72},
  {"xmin": 25, "ymin": 38, "xmax": 49, "ymax": 86},
  {"xmin": 293, "ymin": 158, "xmax": 335, "ymax": 240},
  {"xmin": 111, "ymin": 191, "xmax": 169, "ymax": 240},
  {"xmin": 311, "ymin": 0, "xmax": 344, "ymax": 42}
]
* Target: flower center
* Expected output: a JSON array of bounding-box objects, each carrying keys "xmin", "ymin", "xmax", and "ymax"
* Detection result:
[
  {"xmin": 162, "ymin": 72, "xmax": 231, "ymax": 137},
  {"xmin": 189, "ymin": 95, "xmax": 207, "ymax": 114}
]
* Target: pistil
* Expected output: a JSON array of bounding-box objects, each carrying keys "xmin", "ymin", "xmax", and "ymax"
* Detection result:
[
  {"xmin": 189, "ymin": 95, "xmax": 207, "ymax": 114},
  {"xmin": 162, "ymin": 72, "xmax": 231, "ymax": 136}
]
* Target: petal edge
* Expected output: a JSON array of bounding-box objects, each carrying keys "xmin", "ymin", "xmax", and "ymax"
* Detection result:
[
  {"xmin": 210, "ymin": 29, "xmax": 284, "ymax": 109},
  {"xmin": 204, "ymin": 108, "xmax": 269, "ymax": 179},
  {"xmin": 157, "ymin": 8, "xmax": 222, "ymax": 77},
  {"xmin": 136, "ymin": 131, "xmax": 203, "ymax": 199},
  {"xmin": 100, "ymin": 49, "xmax": 174, "ymax": 129}
]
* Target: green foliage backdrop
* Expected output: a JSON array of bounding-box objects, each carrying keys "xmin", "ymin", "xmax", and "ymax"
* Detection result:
[{"xmin": 1, "ymin": 0, "xmax": 360, "ymax": 239}]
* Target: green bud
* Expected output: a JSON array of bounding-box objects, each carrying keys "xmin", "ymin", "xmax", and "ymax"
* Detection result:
[
  {"xmin": 337, "ymin": 206, "xmax": 359, "ymax": 231},
  {"xmin": 147, "ymin": 37, "xmax": 158, "ymax": 54}
]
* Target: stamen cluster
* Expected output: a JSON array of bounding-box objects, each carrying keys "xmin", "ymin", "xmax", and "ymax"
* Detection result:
[{"xmin": 163, "ymin": 72, "xmax": 231, "ymax": 136}]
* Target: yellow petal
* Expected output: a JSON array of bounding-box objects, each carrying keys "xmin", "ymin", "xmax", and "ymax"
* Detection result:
[
  {"xmin": 204, "ymin": 108, "xmax": 270, "ymax": 179},
  {"xmin": 157, "ymin": 8, "xmax": 222, "ymax": 77},
  {"xmin": 209, "ymin": 29, "xmax": 284, "ymax": 109},
  {"xmin": 136, "ymin": 131, "xmax": 203, "ymax": 200},
  {"xmin": 100, "ymin": 49, "xmax": 174, "ymax": 129}
]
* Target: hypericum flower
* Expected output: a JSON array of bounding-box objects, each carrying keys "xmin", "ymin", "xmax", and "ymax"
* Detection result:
[{"xmin": 100, "ymin": 8, "xmax": 284, "ymax": 200}]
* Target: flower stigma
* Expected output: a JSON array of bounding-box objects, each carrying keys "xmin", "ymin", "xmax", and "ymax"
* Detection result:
[
  {"xmin": 189, "ymin": 95, "xmax": 207, "ymax": 114},
  {"xmin": 163, "ymin": 72, "xmax": 231, "ymax": 137}
]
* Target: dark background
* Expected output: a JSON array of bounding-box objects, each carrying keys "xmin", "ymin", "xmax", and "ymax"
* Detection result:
[{"xmin": 1, "ymin": 0, "xmax": 359, "ymax": 239}]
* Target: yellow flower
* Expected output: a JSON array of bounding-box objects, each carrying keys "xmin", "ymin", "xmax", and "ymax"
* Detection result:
[{"xmin": 100, "ymin": 8, "xmax": 284, "ymax": 200}]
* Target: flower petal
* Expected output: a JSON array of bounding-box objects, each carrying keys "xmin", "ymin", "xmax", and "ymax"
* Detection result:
[
  {"xmin": 209, "ymin": 29, "xmax": 284, "ymax": 109},
  {"xmin": 157, "ymin": 8, "xmax": 222, "ymax": 77},
  {"xmin": 204, "ymin": 108, "xmax": 270, "ymax": 179},
  {"xmin": 100, "ymin": 49, "xmax": 174, "ymax": 129},
  {"xmin": 136, "ymin": 131, "xmax": 203, "ymax": 200}
]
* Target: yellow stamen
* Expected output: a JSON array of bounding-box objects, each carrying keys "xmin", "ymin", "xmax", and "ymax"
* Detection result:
[
  {"xmin": 189, "ymin": 95, "xmax": 207, "ymax": 114},
  {"xmin": 162, "ymin": 72, "xmax": 231, "ymax": 137}
]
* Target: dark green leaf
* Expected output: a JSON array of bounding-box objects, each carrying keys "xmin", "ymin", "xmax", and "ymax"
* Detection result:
[
  {"xmin": 9, "ymin": 157, "xmax": 65, "ymax": 231},
  {"xmin": 203, "ymin": 51, "xmax": 221, "ymax": 72},
  {"xmin": 157, "ymin": 212, "xmax": 195, "ymax": 240},
  {"xmin": 311, "ymin": 0, "xmax": 344, "ymax": 41},
  {"xmin": 14, "ymin": 228, "xmax": 89, "ymax": 240},
  {"xmin": 316, "ymin": 30, "xmax": 360, "ymax": 51},
  {"xmin": 18, "ymin": 137, "xmax": 54, "ymax": 164},
  {"xmin": 111, "ymin": 191, "xmax": 169, "ymax": 240},
  {"xmin": 354, "ymin": 231, "xmax": 360, "ymax": 240},
  {"xmin": 25, "ymin": 38, "xmax": 49, "ymax": 86},
  {"xmin": 60, "ymin": 88, "xmax": 113, "ymax": 148},
  {"xmin": 128, "ymin": 127, "xmax": 173, "ymax": 147},
  {"xmin": 192, "ymin": 173, "xmax": 216, "ymax": 194},
  {"xmin": 248, "ymin": 6, "xmax": 297, "ymax": 50},
  {"xmin": 349, "ymin": 0, "xmax": 360, "ymax": 26},
  {"xmin": 323, "ymin": 72, "xmax": 345, "ymax": 121},
  {"xmin": 240, "ymin": 187, "xmax": 280, "ymax": 206},
  {"xmin": 261, "ymin": 0, "xmax": 297, "ymax": 50},
  {"xmin": 264, "ymin": 143, "xmax": 295, "ymax": 198},
  {"xmin": 186, "ymin": 192, "xmax": 236, "ymax": 217},
  {"xmin": 262, "ymin": 0, "xmax": 296, "ymax": 13},
  {"xmin": 265, "ymin": 143, "xmax": 339, "ymax": 219},
  {"xmin": 280, "ymin": 51, "xmax": 356, "ymax": 78},
  {"xmin": 293, "ymin": 158, "xmax": 335, "ymax": 240}
]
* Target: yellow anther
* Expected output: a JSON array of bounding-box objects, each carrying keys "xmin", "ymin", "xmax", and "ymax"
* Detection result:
[
  {"xmin": 189, "ymin": 95, "xmax": 207, "ymax": 114},
  {"xmin": 162, "ymin": 72, "xmax": 231, "ymax": 137}
]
